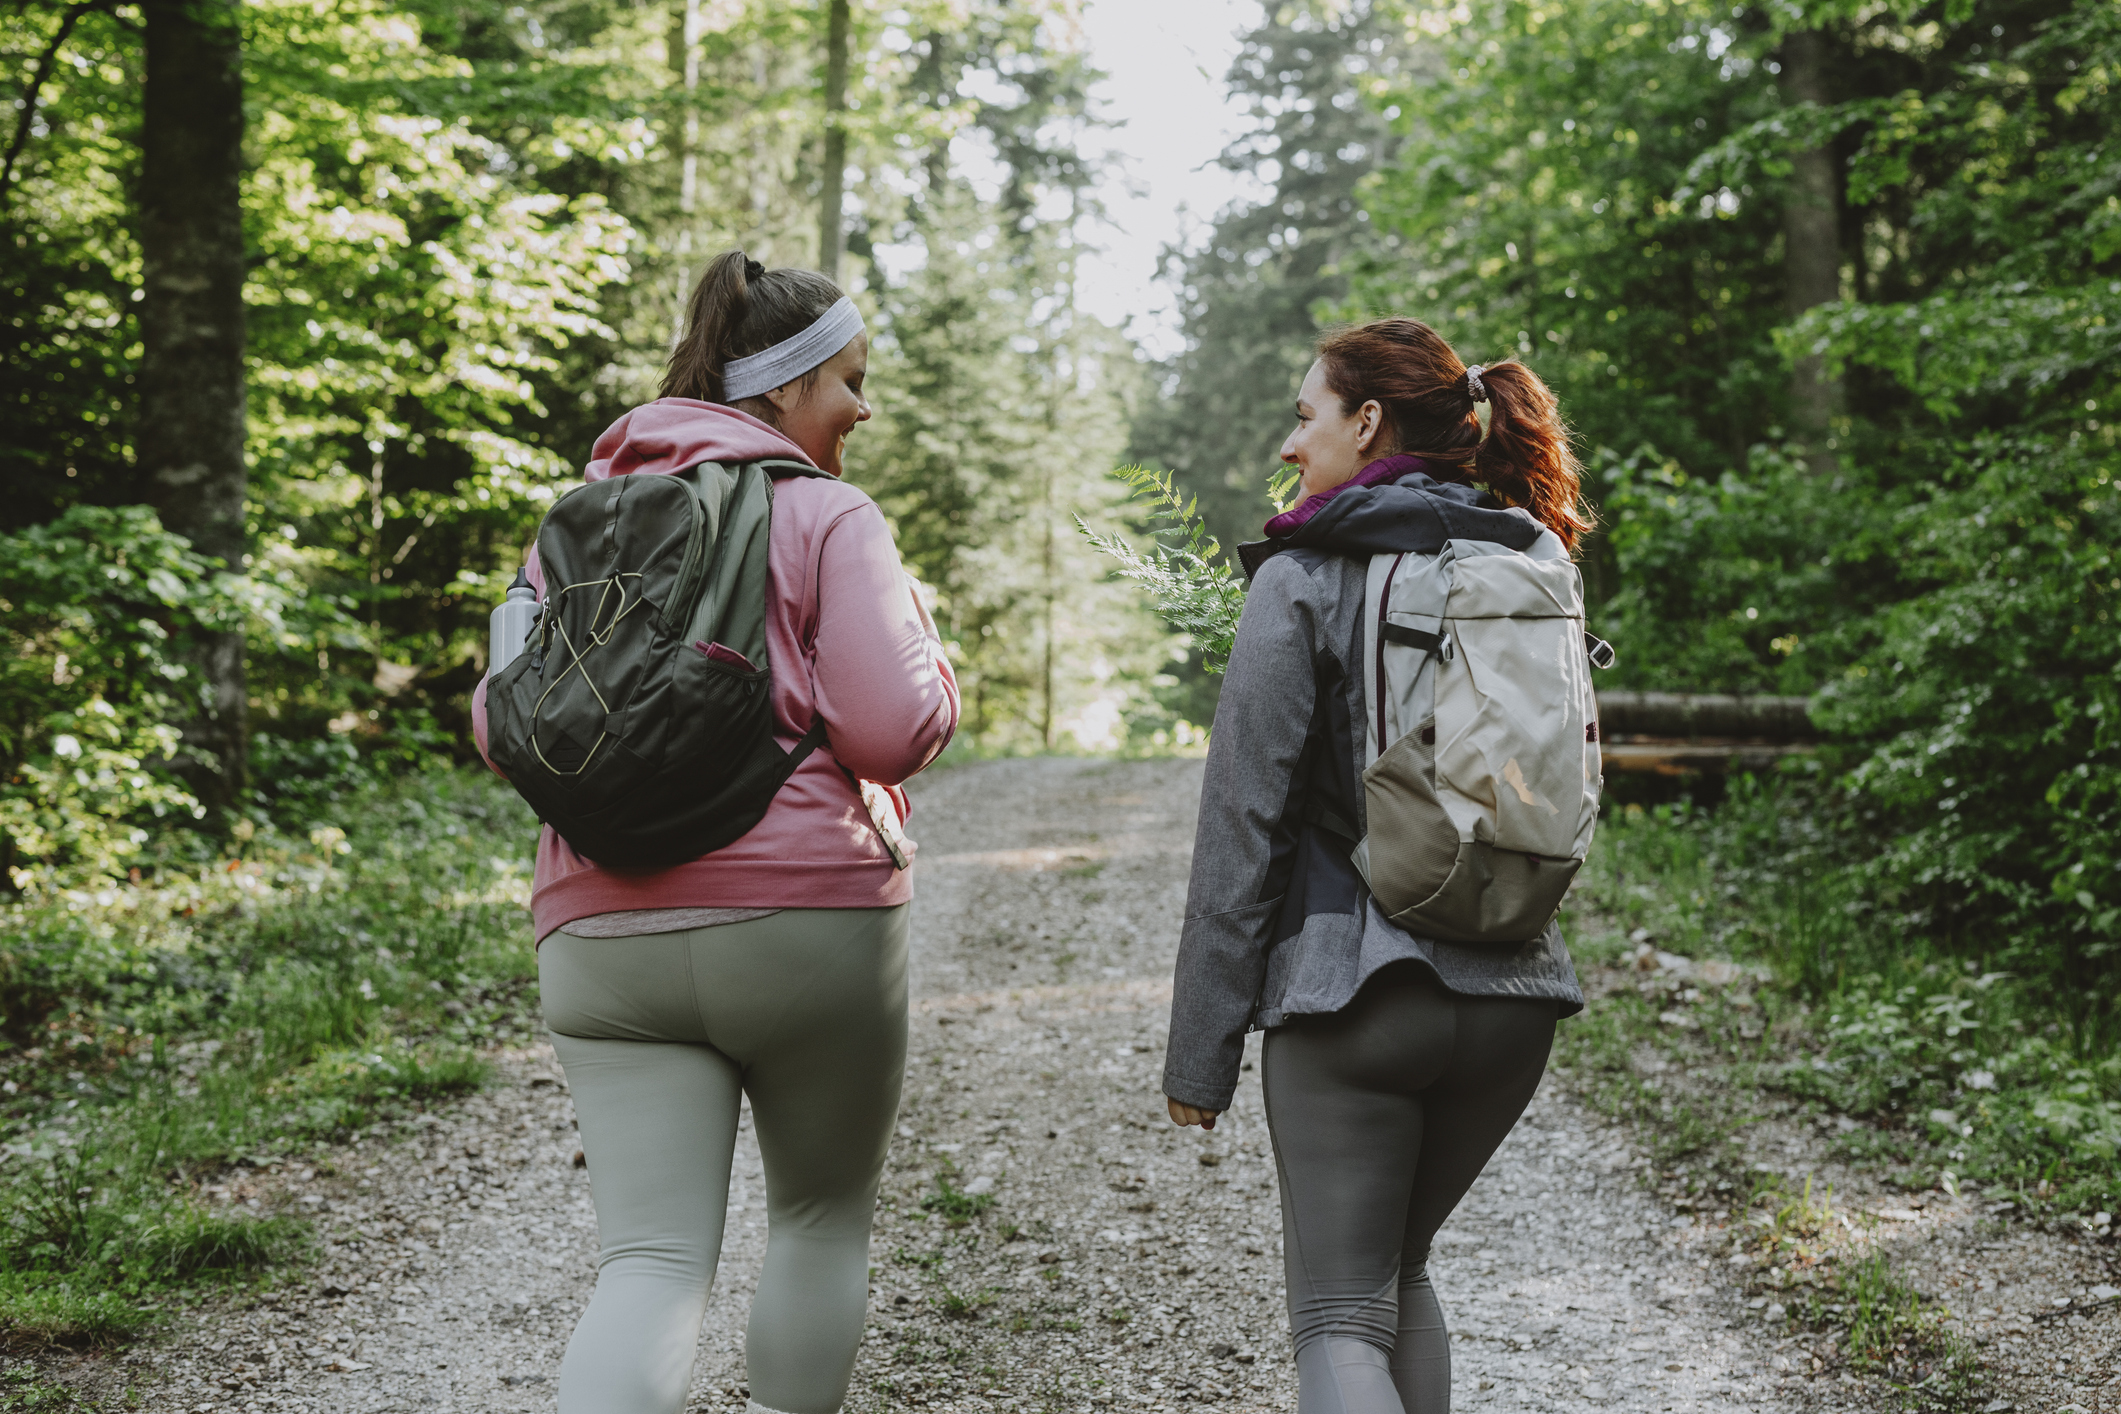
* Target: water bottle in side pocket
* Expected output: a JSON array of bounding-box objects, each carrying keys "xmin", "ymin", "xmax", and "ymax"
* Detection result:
[{"xmin": 489, "ymin": 567, "xmax": 539, "ymax": 675}]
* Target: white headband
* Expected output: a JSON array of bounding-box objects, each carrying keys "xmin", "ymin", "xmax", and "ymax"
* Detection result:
[{"xmin": 720, "ymin": 296, "xmax": 867, "ymax": 402}]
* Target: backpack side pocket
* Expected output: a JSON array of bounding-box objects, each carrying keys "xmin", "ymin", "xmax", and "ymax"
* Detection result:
[{"xmin": 1359, "ymin": 714, "xmax": 1458, "ymax": 914}]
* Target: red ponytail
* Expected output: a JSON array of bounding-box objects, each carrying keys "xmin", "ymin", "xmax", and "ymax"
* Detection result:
[{"xmin": 1315, "ymin": 319, "xmax": 1593, "ymax": 552}]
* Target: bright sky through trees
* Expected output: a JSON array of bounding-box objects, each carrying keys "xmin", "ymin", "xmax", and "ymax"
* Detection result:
[{"xmin": 1077, "ymin": 0, "xmax": 1256, "ymax": 355}]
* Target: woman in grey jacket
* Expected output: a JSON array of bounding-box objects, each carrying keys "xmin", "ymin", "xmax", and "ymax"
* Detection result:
[{"xmin": 1163, "ymin": 318, "xmax": 1592, "ymax": 1414}]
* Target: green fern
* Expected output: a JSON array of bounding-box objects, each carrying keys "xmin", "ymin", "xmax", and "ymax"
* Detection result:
[
  {"xmin": 1076, "ymin": 465, "xmax": 1250, "ymax": 673},
  {"xmin": 1267, "ymin": 464, "xmax": 1301, "ymax": 515}
]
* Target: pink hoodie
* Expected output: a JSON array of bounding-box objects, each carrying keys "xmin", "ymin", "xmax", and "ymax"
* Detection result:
[{"xmin": 471, "ymin": 399, "xmax": 960, "ymax": 942}]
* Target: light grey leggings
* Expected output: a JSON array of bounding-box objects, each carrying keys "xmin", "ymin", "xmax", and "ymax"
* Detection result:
[
  {"xmin": 1263, "ymin": 963, "xmax": 1557, "ymax": 1414},
  {"xmin": 539, "ymin": 905, "xmax": 909, "ymax": 1414}
]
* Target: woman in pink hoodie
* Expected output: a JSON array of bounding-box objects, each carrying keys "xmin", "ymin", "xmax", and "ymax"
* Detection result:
[{"xmin": 473, "ymin": 251, "xmax": 958, "ymax": 1414}]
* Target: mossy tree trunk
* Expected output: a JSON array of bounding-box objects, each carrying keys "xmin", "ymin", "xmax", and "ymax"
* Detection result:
[
  {"xmin": 140, "ymin": 0, "xmax": 248, "ymax": 812},
  {"xmin": 817, "ymin": 0, "xmax": 850, "ymax": 278},
  {"xmin": 1778, "ymin": 27, "xmax": 1844, "ymax": 477}
]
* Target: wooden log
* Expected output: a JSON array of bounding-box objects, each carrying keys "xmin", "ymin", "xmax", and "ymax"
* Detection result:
[
  {"xmin": 1594, "ymin": 691, "xmax": 1814, "ymax": 743},
  {"xmin": 1600, "ymin": 742, "xmax": 1814, "ymax": 776}
]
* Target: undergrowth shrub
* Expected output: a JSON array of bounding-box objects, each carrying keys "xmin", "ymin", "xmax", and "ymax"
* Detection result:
[
  {"xmin": 1570, "ymin": 780, "xmax": 2121, "ymax": 1215},
  {"xmin": 0, "ymin": 507, "xmax": 243, "ymax": 891},
  {"xmin": 0, "ymin": 764, "xmax": 536, "ymax": 1337}
]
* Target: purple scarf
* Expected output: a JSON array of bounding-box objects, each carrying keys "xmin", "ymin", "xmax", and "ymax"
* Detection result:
[{"xmin": 1263, "ymin": 454, "xmax": 1432, "ymax": 539}]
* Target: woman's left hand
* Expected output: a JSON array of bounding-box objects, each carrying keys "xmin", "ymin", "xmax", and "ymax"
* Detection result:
[{"xmin": 1167, "ymin": 1098, "xmax": 1218, "ymax": 1130}]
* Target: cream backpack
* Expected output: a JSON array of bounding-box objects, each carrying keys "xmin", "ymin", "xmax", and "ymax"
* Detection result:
[{"xmin": 1350, "ymin": 531, "xmax": 1613, "ymax": 944}]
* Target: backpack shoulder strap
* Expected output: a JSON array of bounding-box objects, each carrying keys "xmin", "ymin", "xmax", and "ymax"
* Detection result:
[
  {"xmin": 1363, "ymin": 548, "xmax": 1456, "ymax": 766},
  {"xmin": 1361, "ymin": 552, "xmax": 1399, "ymax": 769},
  {"xmin": 754, "ymin": 458, "xmax": 832, "ymax": 481}
]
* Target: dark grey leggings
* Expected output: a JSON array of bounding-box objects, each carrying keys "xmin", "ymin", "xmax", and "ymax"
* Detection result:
[{"xmin": 1263, "ymin": 964, "xmax": 1557, "ymax": 1414}]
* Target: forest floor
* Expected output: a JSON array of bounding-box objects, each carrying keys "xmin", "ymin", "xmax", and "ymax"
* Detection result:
[{"xmin": 17, "ymin": 757, "xmax": 2121, "ymax": 1414}]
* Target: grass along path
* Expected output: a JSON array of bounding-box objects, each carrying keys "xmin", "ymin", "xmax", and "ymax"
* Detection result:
[{"xmin": 1555, "ymin": 937, "xmax": 2121, "ymax": 1414}]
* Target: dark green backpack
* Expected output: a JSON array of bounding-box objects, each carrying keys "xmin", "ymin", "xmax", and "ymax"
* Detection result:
[{"xmin": 485, "ymin": 460, "xmax": 827, "ymax": 867}]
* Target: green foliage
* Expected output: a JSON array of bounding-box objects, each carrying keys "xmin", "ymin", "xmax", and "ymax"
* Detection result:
[
  {"xmin": 1, "ymin": 0, "xmax": 645, "ymax": 761},
  {"xmin": 934, "ymin": 1285, "xmax": 993, "ymax": 1319},
  {"xmin": 1353, "ymin": 0, "xmax": 1789, "ymax": 501},
  {"xmin": 1574, "ymin": 789, "xmax": 2121, "ymax": 1214},
  {"xmin": 1337, "ymin": 0, "xmax": 2121, "ymax": 1033},
  {"xmin": 0, "ymin": 765, "xmax": 535, "ymax": 1326},
  {"xmin": 1077, "ymin": 468, "xmax": 1248, "ymax": 674},
  {"xmin": 235, "ymin": 0, "xmax": 641, "ymax": 748},
  {"xmin": 1733, "ymin": 1172, "xmax": 1976, "ymax": 1401},
  {"xmin": 0, "ymin": 507, "xmax": 243, "ymax": 886},
  {"xmin": 1, "ymin": 0, "xmax": 1189, "ymax": 1330},
  {"xmin": 1590, "ymin": 445, "xmax": 1863, "ymax": 695},
  {"xmin": 0, "ymin": 1273, "xmax": 155, "ymax": 1350},
  {"xmin": 846, "ymin": 15, "xmax": 1177, "ymax": 752},
  {"xmin": 1786, "ymin": 0, "xmax": 2121, "ymax": 1014},
  {"xmin": 1827, "ymin": 1250, "xmax": 1970, "ymax": 1395},
  {"xmin": 1120, "ymin": 0, "xmax": 1405, "ymax": 726},
  {"xmin": 8, "ymin": 0, "xmax": 1178, "ymax": 767}
]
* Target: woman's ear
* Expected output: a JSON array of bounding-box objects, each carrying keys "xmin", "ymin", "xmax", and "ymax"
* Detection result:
[{"xmin": 1357, "ymin": 398, "xmax": 1387, "ymax": 452}]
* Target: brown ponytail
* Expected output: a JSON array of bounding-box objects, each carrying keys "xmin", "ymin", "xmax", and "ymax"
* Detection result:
[
  {"xmin": 1314, "ymin": 318, "xmax": 1594, "ymax": 552},
  {"xmin": 661, "ymin": 250, "xmax": 846, "ymax": 416}
]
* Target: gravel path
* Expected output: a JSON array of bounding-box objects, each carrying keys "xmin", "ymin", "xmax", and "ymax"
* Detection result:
[{"xmin": 87, "ymin": 758, "xmax": 1890, "ymax": 1412}]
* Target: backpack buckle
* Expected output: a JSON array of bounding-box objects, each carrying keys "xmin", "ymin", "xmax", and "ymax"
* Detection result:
[
  {"xmin": 1381, "ymin": 623, "xmax": 1453, "ymax": 662},
  {"xmin": 1584, "ymin": 632, "xmax": 1616, "ymax": 670}
]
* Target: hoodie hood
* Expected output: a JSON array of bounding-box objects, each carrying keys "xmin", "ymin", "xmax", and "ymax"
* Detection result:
[
  {"xmin": 584, "ymin": 398, "xmax": 818, "ymax": 482},
  {"xmin": 1238, "ymin": 461, "xmax": 1540, "ymax": 580}
]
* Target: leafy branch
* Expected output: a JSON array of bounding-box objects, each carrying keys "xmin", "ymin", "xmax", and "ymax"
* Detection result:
[
  {"xmin": 1077, "ymin": 465, "xmax": 1249, "ymax": 673},
  {"xmin": 1, "ymin": 0, "xmax": 125, "ymax": 215}
]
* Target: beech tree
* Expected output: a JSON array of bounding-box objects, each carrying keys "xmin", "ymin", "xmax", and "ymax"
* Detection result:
[
  {"xmin": 138, "ymin": 0, "xmax": 248, "ymax": 811},
  {"xmin": 1776, "ymin": 26, "xmax": 1846, "ymax": 475}
]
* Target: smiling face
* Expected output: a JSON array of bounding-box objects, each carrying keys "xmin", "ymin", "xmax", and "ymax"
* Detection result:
[
  {"xmin": 1279, "ymin": 358, "xmax": 1391, "ymax": 500},
  {"xmin": 761, "ymin": 333, "xmax": 871, "ymax": 476}
]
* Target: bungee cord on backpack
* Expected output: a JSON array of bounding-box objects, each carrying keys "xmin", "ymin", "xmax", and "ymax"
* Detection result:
[{"xmin": 529, "ymin": 572, "xmax": 650, "ymax": 778}]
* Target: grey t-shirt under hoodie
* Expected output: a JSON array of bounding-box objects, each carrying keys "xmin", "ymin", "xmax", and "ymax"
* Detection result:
[{"xmin": 1161, "ymin": 468, "xmax": 1585, "ymax": 1114}]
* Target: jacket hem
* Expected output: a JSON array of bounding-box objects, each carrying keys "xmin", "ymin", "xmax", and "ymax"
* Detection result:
[{"xmin": 1272, "ymin": 976, "xmax": 1585, "ymax": 1022}]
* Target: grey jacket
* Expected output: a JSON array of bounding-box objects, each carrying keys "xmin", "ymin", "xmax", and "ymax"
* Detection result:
[{"xmin": 1161, "ymin": 472, "xmax": 1586, "ymax": 1113}]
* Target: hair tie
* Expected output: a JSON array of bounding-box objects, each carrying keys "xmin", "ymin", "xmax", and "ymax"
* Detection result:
[
  {"xmin": 743, "ymin": 257, "xmax": 765, "ymax": 282},
  {"xmin": 1464, "ymin": 365, "xmax": 1488, "ymax": 404}
]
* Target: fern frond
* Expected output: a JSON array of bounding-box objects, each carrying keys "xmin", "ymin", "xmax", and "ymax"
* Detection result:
[{"xmin": 1078, "ymin": 465, "xmax": 1249, "ymax": 673}]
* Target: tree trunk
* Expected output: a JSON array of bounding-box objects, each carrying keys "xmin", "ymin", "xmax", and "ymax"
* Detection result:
[
  {"xmin": 140, "ymin": 0, "xmax": 248, "ymax": 813},
  {"xmin": 673, "ymin": 0, "xmax": 701, "ymax": 217},
  {"xmin": 1778, "ymin": 28, "xmax": 1844, "ymax": 476},
  {"xmin": 817, "ymin": 0, "xmax": 850, "ymax": 278},
  {"xmin": 671, "ymin": 0, "xmax": 702, "ymax": 345}
]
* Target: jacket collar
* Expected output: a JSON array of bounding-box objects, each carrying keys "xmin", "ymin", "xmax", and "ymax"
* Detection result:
[{"xmin": 1237, "ymin": 461, "xmax": 1540, "ymax": 582}]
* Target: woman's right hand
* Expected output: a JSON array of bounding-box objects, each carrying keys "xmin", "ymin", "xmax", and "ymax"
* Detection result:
[{"xmin": 1167, "ymin": 1098, "xmax": 1218, "ymax": 1131}]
